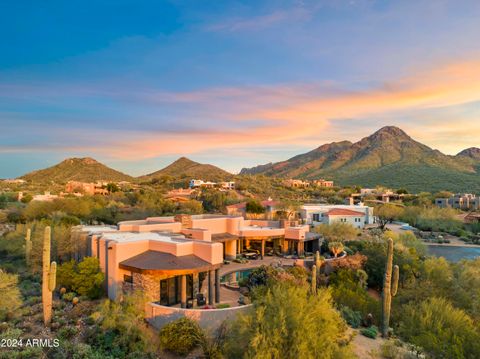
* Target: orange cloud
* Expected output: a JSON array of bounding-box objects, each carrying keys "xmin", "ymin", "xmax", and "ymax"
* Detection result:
[{"xmin": 98, "ymin": 59, "xmax": 480, "ymax": 159}]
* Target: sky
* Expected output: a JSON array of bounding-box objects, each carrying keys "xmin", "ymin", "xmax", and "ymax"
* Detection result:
[{"xmin": 1, "ymin": 0, "xmax": 480, "ymax": 178}]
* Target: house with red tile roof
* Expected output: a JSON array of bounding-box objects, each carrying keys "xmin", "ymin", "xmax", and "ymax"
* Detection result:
[{"xmin": 301, "ymin": 204, "xmax": 374, "ymax": 228}]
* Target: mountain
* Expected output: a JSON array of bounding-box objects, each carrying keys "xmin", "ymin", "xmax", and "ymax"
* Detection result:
[
  {"xmin": 457, "ymin": 147, "xmax": 480, "ymax": 162},
  {"xmin": 20, "ymin": 157, "xmax": 133, "ymax": 183},
  {"xmin": 241, "ymin": 126, "xmax": 480, "ymax": 192},
  {"xmin": 140, "ymin": 157, "xmax": 232, "ymax": 181}
]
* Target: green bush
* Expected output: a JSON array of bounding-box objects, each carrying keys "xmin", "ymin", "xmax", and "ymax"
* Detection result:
[
  {"xmin": 62, "ymin": 292, "xmax": 76, "ymax": 302},
  {"xmin": 360, "ymin": 326, "xmax": 377, "ymax": 339},
  {"xmin": 215, "ymin": 303, "xmax": 230, "ymax": 309},
  {"xmin": 57, "ymin": 326, "xmax": 79, "ymax": 340},
  {"xmin": 339, "ymin": 305, "xmax": 362, "ymax": 328},
  {"xmin": 158, "ymin": 317, "xmax": 203, "ymax": 355},
  {"xmin": 0, "ymin": 270, "xmax": 22, "ymax": 321},
  {"xmin": 57, "ymin": 257, "xmax": 104, "ymax": 299}
]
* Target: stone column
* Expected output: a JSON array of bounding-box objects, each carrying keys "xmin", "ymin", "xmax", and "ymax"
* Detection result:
[
  {"xmin": 261, "ymin": 239, "xmax": 265, "ymax": 259},
  {"xmin": 298, "ymin": 241, "xmax": 304, "ymax": 256},
  {"xmin": 215, "ymin": 269, "xmax": 220, "ymax": 303},
  {"xmin": 180, "ymin": 275, "xmax": 187, "ymax": 308},
  {"xmin": 192, "ymin": 273, "xmax": 199, "ymax": 304},
  {"xmin": 208, "ymin": 270, "xmax": 215, "ymax": 305}
]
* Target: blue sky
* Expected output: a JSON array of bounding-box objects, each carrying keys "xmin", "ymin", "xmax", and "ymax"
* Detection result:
[{"xmin": 1, "ymin": 0, "xmax": 480, "ymax": 177}]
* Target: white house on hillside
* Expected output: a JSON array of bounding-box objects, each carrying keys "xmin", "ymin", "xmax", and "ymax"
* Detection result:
[{"xmin": 301, "ymin": 204, "xmax": 375, "ymax": 228}]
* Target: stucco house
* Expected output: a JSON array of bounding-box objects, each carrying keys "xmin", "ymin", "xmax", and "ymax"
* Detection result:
[
  {"xmin": 301, "ymin": 204, "xmax": 374, "ymax": 228},
  {"xmin": 74, "ymin": 214, "xmax": 320, "ymax": 308}
]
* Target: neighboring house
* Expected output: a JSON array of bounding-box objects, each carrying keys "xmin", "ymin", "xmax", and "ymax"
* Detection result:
[
  {"xmin": 31, "ymin": 191, "xmax": 60, "ymax": 202},
  {"xmin": 312, "ymin": 179, "xmax": 334, "ymax": 187},
  {"xmin": 65, "ymin": 181, "xmax": 109, "ymax": 196},
  {"xmin": 219, "ymin": 181, "xmax": 235, "ymax": 190},
  {"xmin": 189, "ymin": 179, "xmax": 216, "ymax": 188},
  {"xmin": 301, "ymin": 204, "xmax": 375, "ymax": 228},
  {"xmin": 435, "ymin": 193, "xmax": 480, "ymax": 210},
  {"xmin": 3, "ymin": 179, "xmax": 26, "ymax": 184},
  {"xmin": 189, "ymin": 179, "xmax": 235, "ymax": 190},
  {"xmin": 283, "ymin": 179, "xmax": 310, "ymax": 188},
  {"xmin": 323, "ymin": 208, "xmax": 366, "ymax": 229}
]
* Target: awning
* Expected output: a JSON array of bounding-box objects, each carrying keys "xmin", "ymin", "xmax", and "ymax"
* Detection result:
[
  {"xmin": 119, "ymin": 250, "xmax": 219, "ymax": 275},
  {"xmin": 211, "ymin": 232, "xmax": 239, "ymax": 243}
]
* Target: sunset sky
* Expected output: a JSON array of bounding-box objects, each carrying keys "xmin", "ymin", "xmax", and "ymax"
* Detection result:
[{"xmin": 1, "ymin": 0, "xmax": 480, "ymax": 177}]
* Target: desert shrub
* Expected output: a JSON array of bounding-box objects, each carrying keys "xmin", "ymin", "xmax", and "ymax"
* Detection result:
[
  {"xmin": 57, "ymin": 326, "xmax": 78, "ymax": 340},
  {"xmin": 330, "ymin": 269, "xmax": 380, "ymax": 322},
  {"xmin": 72, "ymin": 257, "xmax": 104, "ymax": 298},
  {"xmin": 339, "ymin": 305, "xmax": 362, "ymax": 328},
  {"xmin": 159, "ymin": 317, "xmax": 203, "ymax": 355},
  {"xmin": 56, "ymin": 260, "xmax": 76, "ymax": 290},
  {"xmin": 0, "ymin": 270, "xmax": 22, "ymax": 321},
  {"xmin": 62, "ymin": 292, "xmax": 76, "ymax": 302},
  {"xmin": 57, "ymin": 257, "xmax": 104, "ymax": 299},
  {"xmin": 360, "ymin": 326, "xmax": 378, "ymax": 339},
  {"xmin": 380, "ymin": 340, "xmax": 402, "ymax": 359},
  {"xmin": 223, "ymin": 280, "xmax": 352, "ymax": 358},
  {"xmin": 397, "ymin": 297, "xmax": 480, "ymax": 358},
  {"xmin": 84, "ymin": 291, "xmax": 158, "ymax": 358}
]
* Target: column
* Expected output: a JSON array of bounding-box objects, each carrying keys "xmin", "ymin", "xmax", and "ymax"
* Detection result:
[
  {"xmin": 261, "ymin": 239, "xmax": 265, "ymax": 259},
  {"xmin": 298, "ymin": 241, "xmax": 304, "ymax": 256},
  {"xmin": 192, "ymin": 273, "xmax": 199, "ymax": 304},
  {"xmin": 180, "ymin": 275, "xmax": 187, "ymax": 308},
  {"xmin": 215, "ymin": 269, "xmax": 220, "ymax": 303},
  {"xmin": 208, "ymin": 270, "xmax": 214, "ymax": 305}
]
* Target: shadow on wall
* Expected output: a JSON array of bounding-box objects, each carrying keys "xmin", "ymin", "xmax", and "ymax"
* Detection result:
[{"xmin": 146, "ymin": 302, "xmax": 252, "ymax": 331}]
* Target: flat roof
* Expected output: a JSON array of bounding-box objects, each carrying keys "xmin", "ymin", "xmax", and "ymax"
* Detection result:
[
  {"xmin": 78, "ymin": 225, "xmax": 118, "ymax": 233},
  {"xmin": 119, "ymin": 250, "xmax": 217, "ymax": 274},
  {"xmin": 101, "ymin": 232, "xmax": 188, "ymax": 244}
]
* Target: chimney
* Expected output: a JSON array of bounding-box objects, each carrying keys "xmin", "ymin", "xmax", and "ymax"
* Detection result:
[
  {"xmin": 345, "ymin": 197, "xmax": 354, "ymax": 205},
  {"xmin": 174, "ymin": 214, "xmax": 193, "ymax": 229}
]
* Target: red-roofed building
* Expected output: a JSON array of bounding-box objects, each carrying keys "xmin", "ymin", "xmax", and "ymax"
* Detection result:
[{"xmin": 301, "ymin": 204, "xmax": 374, "ymax": 228}]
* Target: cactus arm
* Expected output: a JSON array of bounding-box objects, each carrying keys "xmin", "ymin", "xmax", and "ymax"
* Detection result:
[
  {"xmin": 48, "ymin": 262, "xmax": 57, "ymax": 291},
  {"xmin": 392, "ymin": 265, "xmax": 399, "ymax": 297}
]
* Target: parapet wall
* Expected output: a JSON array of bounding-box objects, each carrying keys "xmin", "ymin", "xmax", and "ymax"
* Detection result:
[{"xmin": 146, "ymin": 302, "xmax": 252, "ymax": 331}]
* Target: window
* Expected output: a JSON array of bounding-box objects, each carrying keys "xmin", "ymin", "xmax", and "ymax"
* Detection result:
[
  {"xmin": 124, "ymin": 274, "xmax": 133, "ymax": 284},
  {"xmin": 313, "ymin": 213, "xmax": 320, "ymax": 222}
]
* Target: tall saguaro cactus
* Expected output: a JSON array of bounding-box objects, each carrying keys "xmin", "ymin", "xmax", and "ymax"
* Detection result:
[
  {"xmin": 42, "ymin": 226, "xmax": 57, "ymax": 326},
  {"xmin": 25, "ymin": 228, "xmax": 32, "ymax": 267},
  {"xmin": 382, "ymin": 237, "xmax": 399, "ymax": 337},
  {"xmin": 311, "ymin": 265, "xmax": 317, "ymax": 294},
  {"xmin": 314, "ymin": 251, "xmax": 323, "ymax": 272}
]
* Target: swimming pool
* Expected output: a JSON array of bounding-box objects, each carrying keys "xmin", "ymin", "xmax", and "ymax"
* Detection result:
[{"xmin": 220, "ymin": 268, "xmax": 255, "ymax": 285}]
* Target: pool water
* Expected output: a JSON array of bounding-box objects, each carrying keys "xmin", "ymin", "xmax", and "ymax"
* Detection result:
[
  {"xmin": 427, "ymin": 245, "xmax": 480, "ymax": 262},
  {"xmin": 221, "ymin": 268, "xmax": 254, "ymax": 284}
]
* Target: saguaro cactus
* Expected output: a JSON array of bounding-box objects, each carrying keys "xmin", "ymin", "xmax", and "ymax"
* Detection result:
[
  {"xmin": 381, "ymin": 237, "xmax": 399, "ymax": 337},
  {"xmin": 315, "ymin": 251, "xmax": 323, "ymax": 271},
  {"xmin": 25, "ymin": 228, "xmax": 32, "ymax": 267},
  {"xmin": 42, "ymin": 226, "xmax": 57, "ymax": 326},
  {"xmin": 311, "ymin": 264, "xmax": 317, "ymax": 294}
]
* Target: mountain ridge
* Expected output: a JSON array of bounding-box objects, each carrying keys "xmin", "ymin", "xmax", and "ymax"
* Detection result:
[
  {"xmin": 20, "ymin": 157, "xmax": 133, "ymax": 183},
  {"xmin": 139, "ymin": 157, "xmax": 232, "ymax": 181},
  {"xmin": 241, "ymin": 126, "xmax": 480, "ymax": 192}
]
